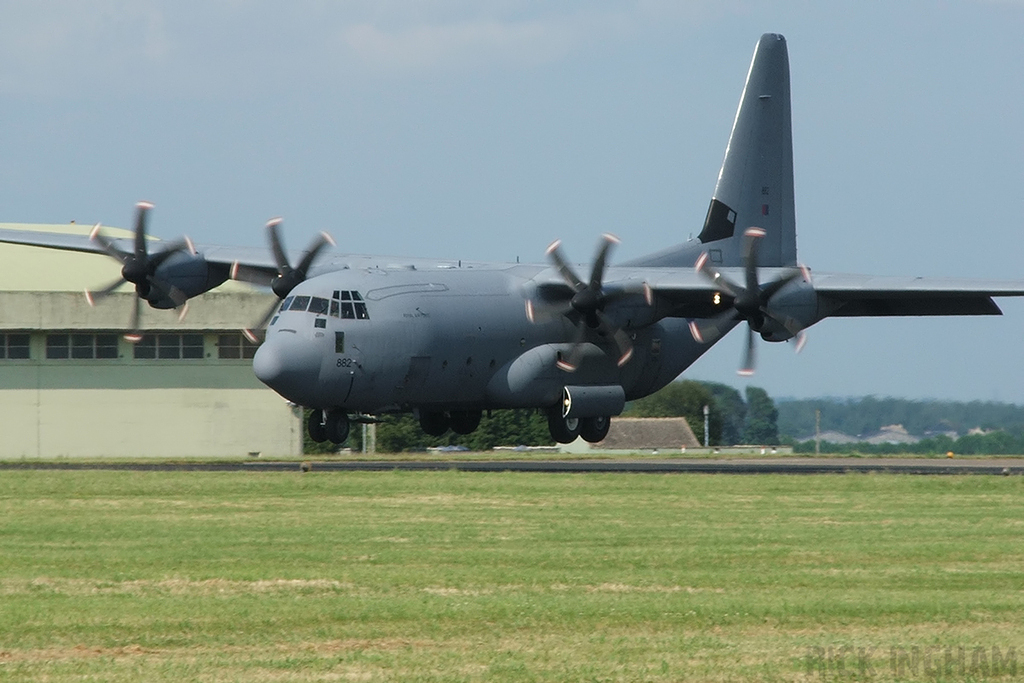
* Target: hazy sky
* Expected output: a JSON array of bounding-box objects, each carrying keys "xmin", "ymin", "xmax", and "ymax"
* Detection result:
[{"xmin": 2, "ymin": 1, "xmax": 1023, "ymax": 402}]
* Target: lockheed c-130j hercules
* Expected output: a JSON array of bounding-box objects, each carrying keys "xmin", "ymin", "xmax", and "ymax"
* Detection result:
[{"xmin": 3, "ymin": 33, "xmax": 1024, "ymax": 447}]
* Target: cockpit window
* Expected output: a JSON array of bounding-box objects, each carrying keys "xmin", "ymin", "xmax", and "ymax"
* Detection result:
[
  {"xmin": 284, "ymin": 291, "xmax": 369, "ymax": 320},
  {"xmin": 309, "ymin": 297, "xmax": 330, "ymax": 315}
]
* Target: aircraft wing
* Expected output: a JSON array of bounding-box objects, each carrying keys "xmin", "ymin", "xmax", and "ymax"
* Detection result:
[
  {"xmin": 0, "ymin": 228, "xmax": 111, "ymax": 255},
  {"xmin": 0, "ymin": 227, "xmax": 480, "ymax": 280},
  {"xmin": 809, "ymin": 273, "xmax": 1024, "ymax": 316},
  {"xmin": 588, "ymin": 267, "xmax": 1024, "ymax": 320},
  {"xmin": 0, "ymin": 228, "xmax": 284, "ymax": 271}
]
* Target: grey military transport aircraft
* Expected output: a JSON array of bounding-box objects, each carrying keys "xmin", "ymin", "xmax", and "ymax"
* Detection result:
[{"xmin": 3, "ymin": 33, "xmax": 1024, "ymax": 446}]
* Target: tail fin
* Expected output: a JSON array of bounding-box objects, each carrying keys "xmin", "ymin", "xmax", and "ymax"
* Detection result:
[
  {"xmin": 699, "ymin": 33, "xmax": 796, "ymax": 267},
  {"xmin": 626, "ymin": 33, "xmax": 796, "ymax": 269}
]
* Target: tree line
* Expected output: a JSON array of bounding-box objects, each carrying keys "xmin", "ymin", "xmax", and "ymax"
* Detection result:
[
  {"xmin": 776, "ymin": 396, "xmax": 1024, "ymax": 440},
  {"xmin": 304, "ymin": 384, "xmax": 1024, "ymax": 454}
]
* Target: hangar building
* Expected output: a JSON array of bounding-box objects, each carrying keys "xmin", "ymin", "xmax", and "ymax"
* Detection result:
[{"xmin": 0, "ymin": 222, "xmax": 302, "ymax": 458}]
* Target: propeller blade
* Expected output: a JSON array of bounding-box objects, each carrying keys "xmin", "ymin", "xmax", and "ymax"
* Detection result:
[
  {"xmin": 546, "ymin": 240, "xmax": 584, "ymax": 292},
  {"xmin": 589, "ymin": 233, "xmax": 619, "ymax": 290},
  {"xmin": 599, "ymin": 280, "xmax": 653, "ymax": 307},
  {"xmin": 133, "ymin": 201, "xmax": 153, "ymax": 261},
  {"xmin": 737, "ymin": 324, "xmax": 756, "ymax": 376},
  {"xmin": 595, "ymin": 310, "xmax": 633, "ymax": 367},
  {"xmin": 556, "ymin": 325, "xmax": 588, "ymax": 372},
  {"xmin": 526, "ymin": 298, "xmax": 575, "ymax": 325},
  {"xmin": 124, "ymin": 295, "xmax": 143, "ymax": 343},
  {"xmin": 742, "ymin": 227, "xmax": 765, "ymax": 295},
  {"xmin": 266, "ymin": 218, "xmax": 290, "ymax": 274},
  {"xmin": 230, "ymin": 261, "xmax": 277, "ymax": 287},
  {"xmin": 177, "ymin": 300, "xmax": 189, "ymax": 322},
  {"xmin": 688, "ymin": 308, "xmax": 739, "ymax": 345},
  {"xmin": 89, "ymin": 223, "xmax": 129, "ymax": 265},
  {"xmin": 794, "ymin": 330, "xmax": 808, "ymax": 354},
  {"xmin": 695, "ymin": 251, "xmax": 741, "ymax": 299},
  {"xmin": 294, "ymin": 232, "xmax": 335, "ymax": 277},
  {"xmin": 85, "ymin": 277, "xmax": 127, "ymax": 306},
  {"xmin": 244, "ymin": 297, "xmax": 286, "ymax": 343}
]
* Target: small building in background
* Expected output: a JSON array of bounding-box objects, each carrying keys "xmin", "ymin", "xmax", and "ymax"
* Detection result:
[
  {"xmin": 597, "ymin": 417, "xmax": 700, "ymax": 451},
  {"xmin": 0, "ymin": 223, "xmax": 302, "ymax": 458}
]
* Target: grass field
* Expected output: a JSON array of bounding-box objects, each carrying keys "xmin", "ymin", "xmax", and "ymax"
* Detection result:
[{"xmin": 0, "ymin": 471, "xmax": 1021, "ymax": 681}]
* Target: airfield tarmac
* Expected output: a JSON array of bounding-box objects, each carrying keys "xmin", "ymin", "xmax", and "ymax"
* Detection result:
[{"xmin": 3, "ymin": 456, "xmax": 1022, "ymax": 474}]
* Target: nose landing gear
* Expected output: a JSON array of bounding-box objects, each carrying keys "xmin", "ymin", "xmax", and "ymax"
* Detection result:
[{"xmin": 307, "ymin": 409, "xmax": 351, "ymax": 445}]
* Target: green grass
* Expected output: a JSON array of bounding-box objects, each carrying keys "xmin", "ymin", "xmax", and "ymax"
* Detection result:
[{"xmin": 0, "ymin": 471, "xmax": 1022, "ymax": 681}]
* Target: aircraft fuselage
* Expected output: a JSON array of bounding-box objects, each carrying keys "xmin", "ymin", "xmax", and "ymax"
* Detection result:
[{"xmin": 253, "ymin": 264, "xmax": 707, "ymax": 415}]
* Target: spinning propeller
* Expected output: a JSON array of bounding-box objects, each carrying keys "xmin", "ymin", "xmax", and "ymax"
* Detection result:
[
  {"xmin": 231, "ymin": 218, "xmax": 335, "ymax": 342},
  {"xmin": 85, "ymin": 201, "xmax": 195, "ymax": 342},
  {"xmin": 689, "ymin": 227, "xmax": 810, "ymax": 375},
  {"xmin": 526, "ymin": 233, "xmax": 652, "ymax": 372}
]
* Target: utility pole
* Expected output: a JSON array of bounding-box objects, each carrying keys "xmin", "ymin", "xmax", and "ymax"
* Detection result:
[
  {"xmin": 815, "ymin": 409, "xmax": 821, "ymax": 456},
  {"xmin": 703, "ymin": 404, "xmax": 710, "ymax": 448}
]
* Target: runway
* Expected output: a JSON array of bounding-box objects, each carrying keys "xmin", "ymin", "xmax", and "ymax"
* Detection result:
[{"xmin": 2, "ymin": 457, "xmax": 1022, "ymax": 475}]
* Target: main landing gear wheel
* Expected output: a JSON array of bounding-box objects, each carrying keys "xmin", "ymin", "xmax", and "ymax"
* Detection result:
[
  {"xmin": 307, "ymin": 410, "xmax": 327, "ymax": 443},
  {"xmin": 419, "ymin": 411, "xmax": 449, "ymax": 437},
  {"xmin": 449, "ymin": 410, "xmax": 482, "ymax": 435},
  {"xmin": 548, "ymin": 410, "xmax": 581, "ymax": 444},
  {"xmin": 579, "ymin": 415, "xmax": 611, "ymax": 444},
  {"xmin": 325, "ymin": 410, "xmax": 350, "ymax": 444}
]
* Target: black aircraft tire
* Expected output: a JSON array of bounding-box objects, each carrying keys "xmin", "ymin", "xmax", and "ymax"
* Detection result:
[
  {"xmin": 420, "ymin": 411, "xmax": 450, "ymax": 437},
  {"xmin": 307, "ymin": 411, "xmax": 327, "ymax": 443},
  {"xmin": 449, "ymin": 410, "xmax": 482, "ymax": 435},
  {"xmin": 547, "ymin": 411, "xmax": 581, "ymax": 444},
  {"xmin": 579, "ymin": 416, "xmax": 611, "ymax": 444},
  {"xmin": 326, "ymin": 411, "xmax": 350, "ymax": 445}
]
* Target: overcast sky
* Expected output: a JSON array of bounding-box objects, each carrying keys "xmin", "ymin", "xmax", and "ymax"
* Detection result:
[{"xmin": 2, "ymin": 1, "xmax": 1023, "ymax": 403}]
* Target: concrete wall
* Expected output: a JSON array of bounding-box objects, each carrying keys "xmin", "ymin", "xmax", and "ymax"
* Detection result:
[
  {"xmin": 0, "ymin": 357, "xmax": 302, "ymax": 458},
  {"xmin": 0, "ymin": 329, "xmax": 302, "ymax": 459}
]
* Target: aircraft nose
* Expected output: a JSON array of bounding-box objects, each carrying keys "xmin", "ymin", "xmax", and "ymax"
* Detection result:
[{"xmin": 252, "ymin": 334, "xmax": 321, "ymax": 404}]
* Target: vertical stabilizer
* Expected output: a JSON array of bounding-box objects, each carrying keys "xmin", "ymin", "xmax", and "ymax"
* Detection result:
[{"xmin": 698, "ymin": 33, "xmax": 796, "ymax": 267}]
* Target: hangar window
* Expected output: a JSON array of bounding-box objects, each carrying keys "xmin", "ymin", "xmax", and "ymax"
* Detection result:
[
  {"xmin": 1, "ymin": 333, "xmax": 30, "ymax": 359},
  {"xmin": 218, "ymin": 332, "xmax": 261, "ymax": 360},
  {"xmin": 133, "ymin": 334, "xmax": 204, "ymax": 360},
  {"xmin": 46, "ymin": 333, "xmax": 118, "ymax": 360}
]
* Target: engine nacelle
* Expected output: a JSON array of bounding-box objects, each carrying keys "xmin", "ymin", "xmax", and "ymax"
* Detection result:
[
  {"xmin": 149, "ymin": 252, "xmax": 229, "ymax": 309},
  {"xmin": 562, "ymin": 385, "xmax": 625, "ymax": 419},
  {"xmin": 760, "ymin": 279, "xmax": 819, "ymax": 342}
]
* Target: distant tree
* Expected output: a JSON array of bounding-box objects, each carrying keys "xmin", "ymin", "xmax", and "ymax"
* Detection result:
[
  {"xmin": 626, "ymin": 380, "xmax": 722, "ymax": 444},
  {"xmin": 742, "ymin": 386, "xmax": 779, "ymax": 445},
  {"xmin": 776, "ymin": 396, "xmax": 1024, "ymax": 441},
  {"xmin": 703, "ymin": 382, "xmax": 747, "ymax": 445}
]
